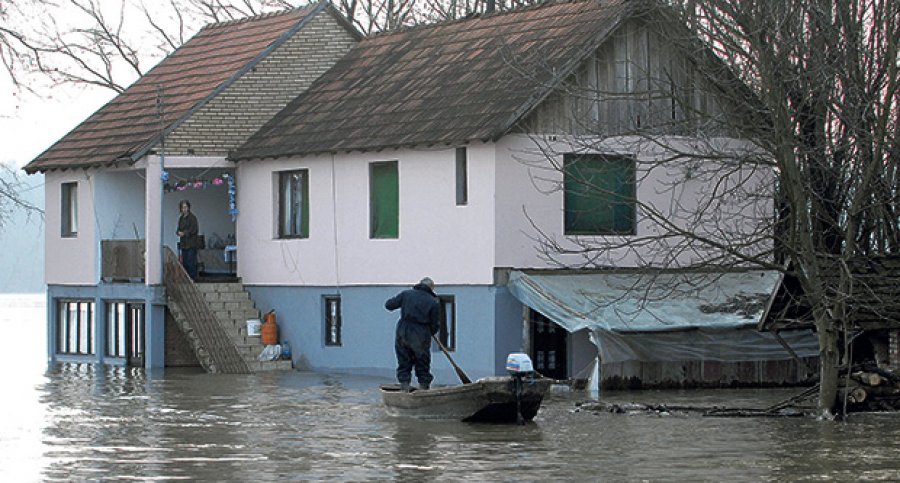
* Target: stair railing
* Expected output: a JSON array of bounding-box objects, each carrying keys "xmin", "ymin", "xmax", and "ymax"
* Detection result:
[{"xmin": 163, "ymin": 247, "xmax": 251, "ymax": 374}]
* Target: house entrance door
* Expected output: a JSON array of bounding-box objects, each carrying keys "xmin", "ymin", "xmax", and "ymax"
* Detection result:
[
  {"xmin": 127, "ymin": 304, "xmax": 145, "ymax": 367},
  {"xmin": 108, "ymin": 302, "xmax": 145, "ymax": 367},
  {"xmin": 530, "ymin": 310, "xmax": 568, "ymax": 380}
]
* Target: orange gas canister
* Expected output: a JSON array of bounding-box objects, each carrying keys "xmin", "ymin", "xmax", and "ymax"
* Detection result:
[{"xmin": 261, "ymin": 310, "xmax": 279, "ymax": 345}]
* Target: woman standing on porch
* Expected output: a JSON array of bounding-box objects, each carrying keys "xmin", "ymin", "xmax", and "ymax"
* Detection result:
[{"xmin": 176, "ymin": 200, "xmax": 201, "ymax": 280}]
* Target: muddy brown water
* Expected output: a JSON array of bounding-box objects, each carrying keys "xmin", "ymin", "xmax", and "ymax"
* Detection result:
[
  {"xmin": 3, "ymin": 298, "xmax": 900, "ymax": 481},
  {"xmin": 3, "ymin": 365, "xmax": 900, "ymax": 482}
]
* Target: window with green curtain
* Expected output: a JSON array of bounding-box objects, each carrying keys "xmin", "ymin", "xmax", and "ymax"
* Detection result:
[
  {"xmin": 564, "ymin": 153, "xmax": 636, "ymax": 235},
  {"xmin": 370, "ymin": 161, "xmax": 399, "ymax": 238},
  {"xmin": 278, "ymin": 170, "xmax": 309, "ymax": 238}
]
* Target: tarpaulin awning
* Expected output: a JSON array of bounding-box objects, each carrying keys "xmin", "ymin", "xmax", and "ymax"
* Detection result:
[
  {"xmin": 508, "ymin": 270, "xmax": 784, "ymax": 333},
  {"xmin": 507, "ymin": 270, "xmax": 820, "ymax": 363}
]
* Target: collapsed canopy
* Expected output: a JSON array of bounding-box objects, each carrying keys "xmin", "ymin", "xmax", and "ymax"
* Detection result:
[{"xmin": 507, "ymin": 270, "xmax": 819, "ymax": 363}]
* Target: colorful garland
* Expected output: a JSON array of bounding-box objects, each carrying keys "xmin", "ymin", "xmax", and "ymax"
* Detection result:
[{"xmin": 160, "ymin": 171, "xmax": 238, "ymax": 221}]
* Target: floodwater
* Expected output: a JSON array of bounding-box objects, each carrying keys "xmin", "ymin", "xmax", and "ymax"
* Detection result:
[{"xmin": 4, "ymin": 295, "xmax": 900, "ymax": 481}]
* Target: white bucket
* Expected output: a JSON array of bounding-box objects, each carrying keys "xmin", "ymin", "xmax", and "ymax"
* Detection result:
[{"xmin": 246, "ymin": 319, "xmax": 261, "ymax": 337}]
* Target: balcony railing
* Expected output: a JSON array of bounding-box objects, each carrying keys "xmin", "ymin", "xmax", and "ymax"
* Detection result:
[{"xmin": 101, "ymin": 240, "xmax": 145, "ymax": 282}]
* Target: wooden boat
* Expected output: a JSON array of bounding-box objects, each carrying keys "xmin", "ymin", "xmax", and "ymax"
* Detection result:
[{"xmin": 380, "ymin": 376, "xmax": 553, "ymax": 423}]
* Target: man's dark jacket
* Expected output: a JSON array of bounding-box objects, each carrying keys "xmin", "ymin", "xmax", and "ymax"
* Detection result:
[{"xmin": 385, "ymin": 283, "xmax": 440, "ymax": 336}]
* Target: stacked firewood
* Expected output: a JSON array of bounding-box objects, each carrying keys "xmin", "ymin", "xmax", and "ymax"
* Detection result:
[{"xmin": 838, "ymin": 364, "xmax": 900, "ymax": 412}]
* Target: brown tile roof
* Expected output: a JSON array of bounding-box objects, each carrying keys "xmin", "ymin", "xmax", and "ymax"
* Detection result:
[
  {"xmin": 232, "ymin": 0, "xmax": 634, "ymax": 160},
  {"xmin": 763, "ymin": 255, "xmax": 900, "ymax": 331},
  {"xmin": 24, "ymin": 1, "xmax": 334, "ymax": 174}
]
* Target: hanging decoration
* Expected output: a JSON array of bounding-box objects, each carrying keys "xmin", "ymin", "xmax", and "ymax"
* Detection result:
[
  {"xmin": 162, "ymin": 172, "xmax": 238, "ymax": 221},
  {"xmin": 226, "ymin": 173, "xmax": 238, "ymax": 222},
  {"xmin": 163, "ymin": 174, "xmax": 228, "ymax": 193}
]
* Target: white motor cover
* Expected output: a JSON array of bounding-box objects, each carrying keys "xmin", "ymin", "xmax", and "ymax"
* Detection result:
[{"xmin": 506, "ymin": 352, "xmax": 534, "ymax": 373}]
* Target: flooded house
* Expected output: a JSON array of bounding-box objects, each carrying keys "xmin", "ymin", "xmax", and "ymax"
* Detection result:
[
  {"xmin": 23, "ymin": 0, "xmax": 361, "ymax": 371},
  {"xmin": 25, "ymin": 0, "xmax": 818, "ymax": 388}
]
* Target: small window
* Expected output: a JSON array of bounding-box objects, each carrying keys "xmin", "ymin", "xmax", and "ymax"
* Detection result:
[
  {"xmin": 563, "ymin": 153, "xmax": 636, "ymax": 235},
  {"xmin": 278, "ymin": 170, "xmax": 309, "ymax": 238},
  {"xmin": 437, "ymin": 295, "xmax": 456, "ymax": 351},
  {"xmin": 57, "ymin": 300, "xmax": 94, "ymax": 355},
  {"xmin": 370, "ymin": 161, "xmax": 398, "ymax": 238},
  {"xmin": 455, "ymin": 147, "xmax": 468, "ymax": 206},
  {"xmin": 61, "ymin": 182, "xmax": 78, "ymax": 237},
  {"xmin": 324, "ymin": 296, "xmax": 342, "ymax": 346}
]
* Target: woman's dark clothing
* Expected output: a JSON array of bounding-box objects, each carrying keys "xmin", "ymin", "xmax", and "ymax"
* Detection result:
[
  {"xmin": 178, "ymin": 212, "xmax": 200, "ymax": 279},
  {"xmin": 385, "ymin": 283, "xmax": 440, "ymax": 387}
]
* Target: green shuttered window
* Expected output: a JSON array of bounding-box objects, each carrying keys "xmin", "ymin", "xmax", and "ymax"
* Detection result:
[
  {"xmin": 564, "ymin": 153, "xmax": 636, "ymax": 235},
  {"xmin": 370, "ymin": 161, "xmax": 399, "ymax": 239}
]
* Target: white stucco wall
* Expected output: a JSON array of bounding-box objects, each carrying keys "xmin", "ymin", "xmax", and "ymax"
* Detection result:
[
  {"xmin": 236, "ymin": 143, "xmax": 497, "ymax": 286},
  {"xmin": 93, "ymin": 170, "xmax": 146, "ymax": 241},
  {"xmin": 234, "ymin": 135, "xmax": 771, "ymax": 286},
  {"xmin": 494, "ymin": 134, "xmax": 774, "ymax": 268},
  {"xmin": 44, "ymin": 170, "xmax": 97, "ymax": 285}
]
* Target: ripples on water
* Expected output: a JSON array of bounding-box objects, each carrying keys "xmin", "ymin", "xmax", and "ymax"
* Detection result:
[
  {"xmin": 0, "ymin": 365, "xmax": 898, "ymax": 482},
  {"xmin": 3, "ymin": 297, "xmax": 900, "ymax": 482}
]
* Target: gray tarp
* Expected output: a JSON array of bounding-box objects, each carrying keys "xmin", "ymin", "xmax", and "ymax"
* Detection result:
[{"xmin": 507, "ymin": 270, "xmax": 820, "ymax": 363}]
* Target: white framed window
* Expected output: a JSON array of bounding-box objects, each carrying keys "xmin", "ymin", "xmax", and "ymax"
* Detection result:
[
  {"xmin": 57, "ymin": 300, "xmax": 94, "ymax": 355},
  {"xmin": 324, "ymin": 295, "xmax": 342, "ymax": 346},
  {"xmin": 455, "ymin": 147, "xmax": 468, "ymax": 206},
  {"xmin": 61, "ymin": 182, "xmax": 78, "ymax": 237},
  {"xmin": 278, "ymin": 170, "xmax": 309, "ymax": 238},
  {"xmin": 437, "ymin": 295, "xmax": 456, "ymax": 351}
]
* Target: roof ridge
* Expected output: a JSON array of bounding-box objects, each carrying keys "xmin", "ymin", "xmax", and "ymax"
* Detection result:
[
  {"xmin": 366, "ymin": 0, "xmax": 593, "ymax": 39},
  {"xmin": 198, "ymin": 4, "xmax": 313, "ymax": 31}
]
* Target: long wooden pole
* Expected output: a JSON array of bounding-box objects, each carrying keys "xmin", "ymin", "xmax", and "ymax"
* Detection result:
[{"xmin": 433, "ymin": 334, "xmax": 472, "ymax": 384}]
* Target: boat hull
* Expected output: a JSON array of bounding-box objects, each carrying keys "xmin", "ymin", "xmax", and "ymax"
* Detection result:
[{"xmin": 380, "ymin": 376, "xmax": 552, "ymax": 423}]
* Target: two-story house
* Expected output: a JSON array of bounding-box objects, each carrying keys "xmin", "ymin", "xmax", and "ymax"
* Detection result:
[
  {"xmin": 229, "ymin": 0, "xmax": 817, "ymax": 387},
  {"xmin": 26, "ymin": 0, "xmax": 818, "ymax": 387},
  {"xmin": 24, "ymin": 1, "xmax": 361, "ymax": 370}
]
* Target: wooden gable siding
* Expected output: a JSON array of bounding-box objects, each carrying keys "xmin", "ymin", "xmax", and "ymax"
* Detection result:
[
  {"xmin": 164, "ymin": 13, "xmax": 357, "ymax": 156},
  {"xmin": 516, "ymin": 19, "xmax": 727, "ymax": 136}
]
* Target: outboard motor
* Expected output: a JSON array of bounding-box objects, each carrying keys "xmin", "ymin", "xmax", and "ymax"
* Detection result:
[
  {"xmin": 506, "ymin": 352, "xmax": 534, "ymax": 376},
  {"xmin": 506, "ymin": 353, "xmax": 535, "ymax": 424}
]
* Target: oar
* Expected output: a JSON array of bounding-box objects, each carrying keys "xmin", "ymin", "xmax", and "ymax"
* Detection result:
[{"xmin": 433, "ymin": 334, "xmax": 472, "ymax": 384}]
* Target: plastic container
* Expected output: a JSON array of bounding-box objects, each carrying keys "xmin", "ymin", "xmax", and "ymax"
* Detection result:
[
  {"xmin": 246, "ymin": 319, "xmax": 261, "ymax": 337},
  {"xmin": 280, "ymin": 341, "xmax": 292, "ymax": 359}
]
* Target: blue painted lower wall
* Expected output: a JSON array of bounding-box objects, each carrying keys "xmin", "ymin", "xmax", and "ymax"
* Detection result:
[
  {"xmin": 46, "ymin": 283, "xmax": 167, "ymax": 369},
  {"xmin": 43, "ymin": 282, "xmax": 530, "ymax": 383},
  {"xmin": 246, "ymin": 284, "xmax": 526, "ymax": 385}
]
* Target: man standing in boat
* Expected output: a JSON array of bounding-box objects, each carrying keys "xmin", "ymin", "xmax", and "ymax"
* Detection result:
[{"xmin": 385, "ymin": 277, "xmax": 441, "ymax": 392}]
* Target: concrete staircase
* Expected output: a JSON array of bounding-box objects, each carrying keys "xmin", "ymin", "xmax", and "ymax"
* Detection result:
[{"xmin": 195, "ymin": 282, "xmax": 293, "ymax": 372}]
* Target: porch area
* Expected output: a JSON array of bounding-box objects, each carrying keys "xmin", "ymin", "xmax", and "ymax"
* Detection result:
[{"xmin": 88, "ymin": 240, "xmax": 290, "ymax": 372}]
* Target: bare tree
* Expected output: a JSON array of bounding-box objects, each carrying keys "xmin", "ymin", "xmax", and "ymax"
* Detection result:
[
  {"xmin": 0, "ymin": 163, "xmax": 42, "ymax": 229},
  {"xmin": 518, "ymin": 0, "xmax": 899, "ymax": 416},
  {"xmin": 1, "ymin": 0, "xmax": 303, "ymax": 95}
]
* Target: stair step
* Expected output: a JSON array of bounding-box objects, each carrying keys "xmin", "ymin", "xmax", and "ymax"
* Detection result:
[
  {"xmin": 167, "ymin": 276, "xmax": 292, "ymax": 374},
  {"xmin": 250, "ymin": 360, "xmax": 293, "ymax": 372}
]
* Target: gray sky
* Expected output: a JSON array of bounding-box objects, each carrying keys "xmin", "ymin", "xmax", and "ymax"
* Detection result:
[{"xmin": 2, "ymin": 80, "xmax": 112, "ymax": 293}]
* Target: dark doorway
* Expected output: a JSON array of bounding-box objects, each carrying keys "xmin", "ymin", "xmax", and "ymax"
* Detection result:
[
  {"xmin": 530, "ymin": 309, "xmax": 568, "ymax": 380},
  {"xmin": 127, "ymin": 304, "xmax": 145, "ymax": 367},
  {"xmin": 107, "ymin": 302, "xmax": 145, "ymax": 367}
]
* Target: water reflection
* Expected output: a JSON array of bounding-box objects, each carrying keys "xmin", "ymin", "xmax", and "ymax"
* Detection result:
[{"xmin": 2, "ymin": 363, "xmax": 900, "ymax": 481}]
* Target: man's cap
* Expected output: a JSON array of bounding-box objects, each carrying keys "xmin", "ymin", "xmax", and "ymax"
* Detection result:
[{"xmin": 419, "ymin": 277, "xmax": 434, "ymax": 289}]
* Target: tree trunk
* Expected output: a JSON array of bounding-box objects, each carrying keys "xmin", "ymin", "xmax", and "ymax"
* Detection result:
[{"xmin": 817, "ymin": 324, "xmax": 840, "ymax": 416}]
